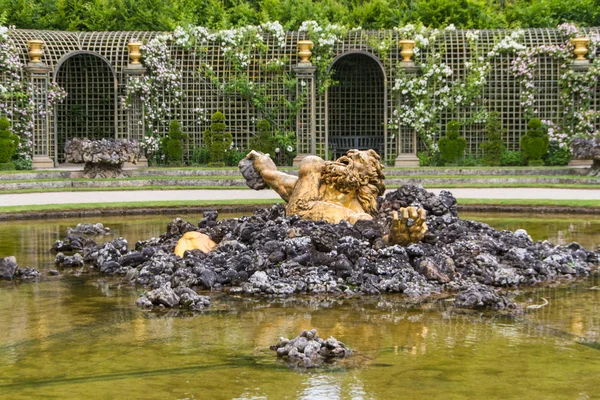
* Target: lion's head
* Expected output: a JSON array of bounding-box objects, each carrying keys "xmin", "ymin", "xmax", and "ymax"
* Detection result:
[{"xmin": 321, "ymin": 149, "xmax": 386, "ymax": 215}]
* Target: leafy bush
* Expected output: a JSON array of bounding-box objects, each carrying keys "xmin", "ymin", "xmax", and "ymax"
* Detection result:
[
  {"xmin": 500, "ymin": 150, "xmax": 526, "ymax": 166},
  {"xmin": 12, "ymin": 157, "xmax": 33, "ymax": 170},
  {"xmin": 203, "ymin": 111, "xmax": 233, "ymax": 166},
  {"xmin": 481, "ymin": 111, "xmax": 505, "ymax": 166},
  {"xmin": 543, "ymin": 142, "xmax": 571, "ymax": 166},
  {"xmin": 191, "ymin": 146, "xmax": 210, "ymax": 165},
  {"xmin": 248, "ymin": 119, "xmax": 277, "ymax": 155},
  {"xmin": 438, "ymin": 120, "xmax": 466, "ymax": 164},
  {"xmin": 458, "ymin": 155, "xmax": 482, "ymax": 166},
  {"xmin": 161, "ymin": 120, "xmax": 187, "ymax": 165},
  {"xmin": 0, "ymin": 117, "xmax": 19, "ymax": 166},
  {"xmin": 225, "ymin": 148, "xmax": 247, "ymax": 166},
  {"xmin": 521, "ymin": 118, "xmax": 549, "ymax": 166}
]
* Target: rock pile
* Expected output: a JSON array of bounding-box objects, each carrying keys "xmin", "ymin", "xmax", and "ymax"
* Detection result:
[
  {"xmin": 0, "ymin": 256, "xmax": 41, "ymax": 281},
  {"xmin": 52, "ymin": 185, "xmax": 599, "ymax": 312},
  {"xmin": 270, "ymin": 329, "xmax": 352, "ymax": 368},
  {"xmin": 64, "ymin": 138, "xmax": 142, "ymax": 178}
]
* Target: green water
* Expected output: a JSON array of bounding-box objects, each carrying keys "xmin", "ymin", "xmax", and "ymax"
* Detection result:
[{"xmin": 0, "ymin": 213, "xmax": 599, "ymax": 399}]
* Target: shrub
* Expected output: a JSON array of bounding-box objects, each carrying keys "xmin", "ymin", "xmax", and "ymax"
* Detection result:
[
  {"xmin": 12, "ymin": 157, "xmax": 33, "ymax": 170},
  {"xmin": 500, "ymin": 150, "xmax": 526, "ymax": 166},
  {"xmin": 203, "ymin": 111, "xmax": 233, "ymax": 165},
  {"xmin": 458, "ymin": 155, "xmax": 482, "ymax": 166},
  {"xmin": 481, "ymin": 112, "xmax": 505, "ymax": 166},
  {"xmin": 438, "ymin": 120, "xmax": 466, "ymax": 164},
  {"xmin": 521, "ymin": 118, "xmax": 549, "ymax": 166},
  {"xmin": 248, "ymin": 119, "xmax": 277, "ymax": 155},
  {"xmin": 161, "ymin": 120, "xmax": 188, "ymax": 165},
  {"xmin": 0, "ymin": 117, "xmax": 19, "ymax": 166},
  {"xmin": 226, "ymin": 148, "xmax": 247, "ymax": 166},
  {"xmin": 191, "ymin": 146, "xmax": 210, "ymax": 165},
  {"xmin": 543, "ymin": 142, "xmax": 571, "ymax": 166}
]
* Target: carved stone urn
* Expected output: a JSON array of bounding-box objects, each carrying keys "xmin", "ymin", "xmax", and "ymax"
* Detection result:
[
  {"xmin": 399, "ymin": 40, "xmax": 416, "ymax": 63},
  {"xmin": 572, "ymin": 37, "xmax": 590, "ymax": 61},
  {"xmin": 297, "ymin": 40, "xmax": 314, "ymax": 64},
  {"xmin": 127, "ymin": 42, "xmax": 143, "ymax": 65},
  {"xmin": 27, "ymin": 40, "xmax": 44, "ymax": 63}
]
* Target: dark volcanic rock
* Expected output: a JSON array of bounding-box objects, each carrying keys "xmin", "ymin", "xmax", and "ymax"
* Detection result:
[
  {"xmin": 64, "ymin": 138, "xmax": 142, "ymax": 178},
  {"xmin": 60, "ymin": 185, "xmax": 600, "ymax": 312},
  {"xmin": 270, "ymin": 329, "xmax": 352, "ymax": 369}
]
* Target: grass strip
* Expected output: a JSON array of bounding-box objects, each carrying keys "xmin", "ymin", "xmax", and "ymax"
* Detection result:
[
  {"xmin": 457, "ymin": 198, "xmax": 600, "ymax": 207},
  {"xmin": 1, "ymin": 182, "xmax": 599, "ymax": 194},
  {"xmin": 0, "ymin": 199, "xmax": 283, "ymax": 214}
]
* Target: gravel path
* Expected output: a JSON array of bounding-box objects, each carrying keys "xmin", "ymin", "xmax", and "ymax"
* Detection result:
[{"xmin": 0, "ymin": 187, "xmax": 598, "ymax": 207}]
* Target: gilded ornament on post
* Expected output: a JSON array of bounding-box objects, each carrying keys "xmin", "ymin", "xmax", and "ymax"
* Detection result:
[
  {"xmin": 297, "ymin": 40, "xmax": 314, "ymax": 64},
  {"xmin": 27, "ymin": 40, "xmax": 44, "ymax": 64},
  {"xmin": 572, "ymin": 37, "xmax": 590, "ymax": 61},
  {"xmin": 127, "ymin": 42, "xmax": 143, "ymax": 65},
  {"xmin": 398, "ymin": 39, "xmax": 416, "ymax": 63}
]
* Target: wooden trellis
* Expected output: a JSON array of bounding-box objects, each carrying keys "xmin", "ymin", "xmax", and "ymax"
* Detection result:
[{"xmin": 5, "ymin": 27, "xmax": 598, "ymax": 165}]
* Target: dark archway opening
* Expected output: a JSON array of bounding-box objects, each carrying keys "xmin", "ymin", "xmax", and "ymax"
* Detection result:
[
  {"xmin": 54, "ymin": 53, "xmax": 116, "ymax": 163},
  {"xmin": 328, "ymin": 53, "xmax": 385, "ymax": 158}
]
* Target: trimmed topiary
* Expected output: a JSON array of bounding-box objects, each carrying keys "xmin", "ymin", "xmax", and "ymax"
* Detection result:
[
  {"xmin": 481, "ymin": 112, "xmax": 506, "ymax": 166},
  {"xmin": 203, "ymin": 111, "xmax": 233, "ymax": 167},
  {"xmin": 0, "ymin": 117, "xmax": 19, "ymax": 169},
  {"xmin": 161, "ymin": 120, "xmax": 188, "ymax": 165},
  {"xmin": 521, "ymin": 118, "xmax": 549, "ymax": 166},
  {"xmin": 438, "ymin": 120, "xmax": 466, "ymax": 165}
]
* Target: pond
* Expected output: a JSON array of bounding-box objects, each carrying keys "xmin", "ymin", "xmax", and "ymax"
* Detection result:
[{"xmin": 0, "ymin": 212, "xmax": 599, "ymax": 399}]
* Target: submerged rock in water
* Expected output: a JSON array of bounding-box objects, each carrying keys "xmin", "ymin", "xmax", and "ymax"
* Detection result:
[
  {"xmin": 136, "ymin": 282, "xmax": 211, "ymax": 310},
  {"xmin": 270, "ymin": 329, "xmax": 352, "ymax": 369},
  {"xmin": 56, "ymin": 185, "xmax": 600, "ymax": 312},
  {"xmin": 68, "ymin": 223, "xmax": 110, "ymax": 236}
]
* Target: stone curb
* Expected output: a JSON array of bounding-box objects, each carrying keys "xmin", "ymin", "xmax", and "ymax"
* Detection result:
[{"xmin": 1, "ymin": 203, "xmax": 599, "ymax": 221}]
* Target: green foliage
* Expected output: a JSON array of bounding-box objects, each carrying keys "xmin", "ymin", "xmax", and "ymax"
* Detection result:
[
  {"xmin": 521, "ymin": 118, "xmax": 549, "ymax": 166},
  {"xmin": 0, "ymin": 117, "xmax": 20, "ymax": 164},
  {"xmin": 190, "ymin": 146, "xmax": 210, "ymax": 165},
  {"xmin": 0, "ymin": 162, "xmax": 15, "ymax": 170},
  {"xmin": 11, "ymin": 157, "xmax": 33, "ymax": 170},
  {"xmin": 481, "ymin": 112, "xmax": 506, "ymax": 166},
  {"xmin": 248, "ymin": 119, "xmax": 277, "ymax": 155},
  {"xmin": 417, "ymin": 150, "xmax": 443, "ymax": 166},
  {"xmin": 161, "ymin": 120, "xmax": 188, "ymax": 165},
  {"xmin": 543, "ymin": 142, "xmax": 571, "ymax": 166},
  {"xmin": 458, "ymin": 155, "xmax": 482, "ymax": 166},
  {"xmin": 225, "ymin": 148, "xmax": 247, "ymax": 166},
  {"xmin": 4, "ymin": 0, "xmax": 598, "ymax": 31},
  {"xmin": 500, "ymin": 150, "xmax": 526, "ymax": 166},
  {"xmin": 203, "ymin": 111, "xmax": 233, "ymax": 165},
  {"xmin": 438, "ymin": 121, "xmax": 466, "ymax": 164}
]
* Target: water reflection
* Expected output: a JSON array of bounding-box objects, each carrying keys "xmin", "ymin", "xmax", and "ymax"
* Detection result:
[{"xmin": 0, "ymin": 212, "xmax": 599, "ymax": 398}]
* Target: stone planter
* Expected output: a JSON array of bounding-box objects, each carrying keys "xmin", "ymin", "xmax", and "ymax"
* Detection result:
[
  {"xmin": 571, "ymin": 136, "xmax": 600, "ymax": 176},
  {"xmin": 64, "ymin": 138, "xmax": 143, "ymax": 178}
]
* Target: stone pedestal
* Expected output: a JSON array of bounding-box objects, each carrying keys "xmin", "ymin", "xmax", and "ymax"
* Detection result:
[
  {"xmin": 568, "ymin": 159, "xmax": 593, "ymax": 167},
  {"xmin": 293, "ymin": 64, "xmax": 317, "ymax": 166},
  {"xmin": 124, "ymin": 64, "xmax": 147, "ymax": 143},
  {"xmin": 26, "ymin": 63, "xmax": 53, "ymax": 169},
  {"xmin": 394, "ymin": 154, "xmax": 420, "ymax": 167}
]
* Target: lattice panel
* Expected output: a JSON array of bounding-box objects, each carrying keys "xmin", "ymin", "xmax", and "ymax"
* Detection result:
[
  {"xmin": 5, "ymin": 27, "xmax": 599, "ymax": 164},
  {"xmin": 54, "ymin": 54, "xmax": 116, "ymax": 163}
]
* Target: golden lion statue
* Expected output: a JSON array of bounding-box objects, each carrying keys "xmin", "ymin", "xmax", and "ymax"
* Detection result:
[{"xmin": 175, "ymin": 149, "xmax": 427, "ymax": 257}]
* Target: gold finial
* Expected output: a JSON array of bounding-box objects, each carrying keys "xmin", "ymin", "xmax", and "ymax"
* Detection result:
[
  {"xmin": 572, "ymin": 37, "xmax": 590, "ymax": 61},
  {"xmin": 297, "ymin": 40, "xmax": 314, "ymax": 64},
  {"xmin": 27, "ymin": 40, "xmax": 44, "ymax": 64},
  {"xmin": 398, "ymin": 40, "xmax": 416, "ymax": 63},
  {"xmin": 127, "ymin": 42, "xmax": 143, "ymax": 65}
]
